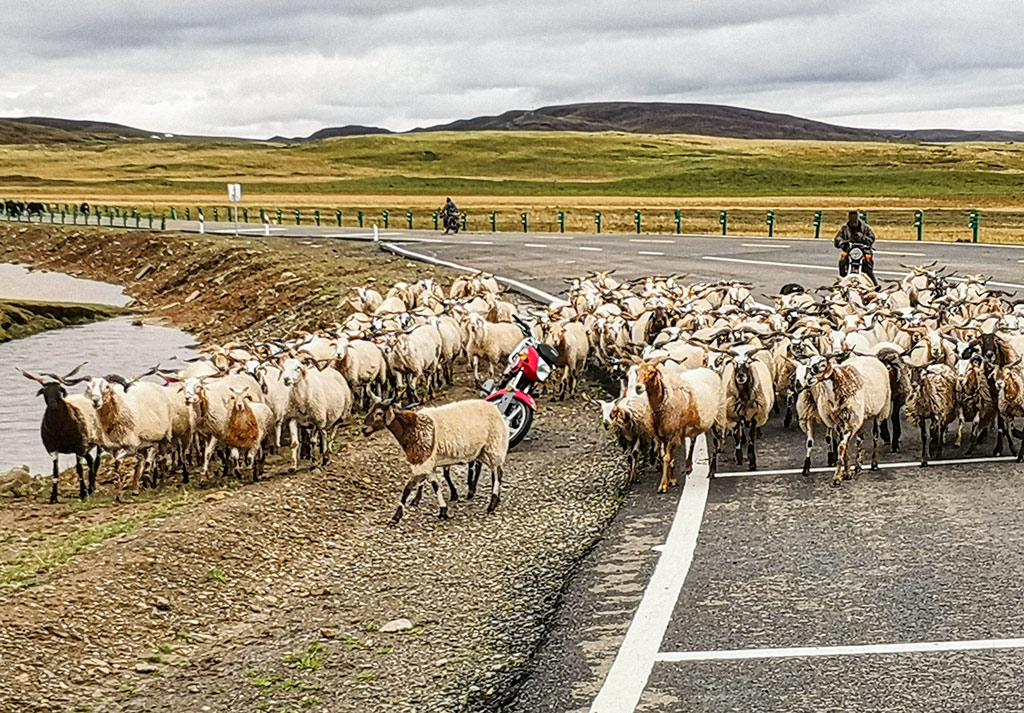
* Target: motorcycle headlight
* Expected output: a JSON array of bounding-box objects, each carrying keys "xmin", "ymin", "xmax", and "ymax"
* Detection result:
[{"xmin": 850, "ymin": 247, "xmax": 864, "ymax": 260}]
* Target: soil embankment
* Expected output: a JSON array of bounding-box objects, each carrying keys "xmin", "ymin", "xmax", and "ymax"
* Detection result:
[
  {"xmin": 0, "ymin": 224, "xmax": 627, "ymax": 713},
  {"xmin": 0, "ymin": 299, "xmax": 126, "ymax": 342}
]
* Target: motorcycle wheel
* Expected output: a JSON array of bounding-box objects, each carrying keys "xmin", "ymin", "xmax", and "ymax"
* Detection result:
[{"xmin": 504, "ymin": 399, "xmax": 534, "ymax": 448}]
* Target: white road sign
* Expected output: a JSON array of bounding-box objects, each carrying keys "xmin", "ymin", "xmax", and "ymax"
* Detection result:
[{"xmin": 227, "ymin": 183, "xmax": 242, "ymax": 202}]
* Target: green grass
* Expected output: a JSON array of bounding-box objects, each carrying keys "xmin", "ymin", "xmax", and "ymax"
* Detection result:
[
  {"xmin": 204, "ymin": 567, "xmax": 228, "ymax": 584},
  {"xmin": 0, "ymin": 299, "xmax": 126, "ymax": 342},
  {"xmin": 0, "ymin": 518, "xmax": 136, "ymax": 589},
  {"xmin": 4, "ymin": 130, "xmax": 1024, "ymax": 201},
  {"xmin": 283, "ymin": 641, "xmax": 326, "ymax": 671}
]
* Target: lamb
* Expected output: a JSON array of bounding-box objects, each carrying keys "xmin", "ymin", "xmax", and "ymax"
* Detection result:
[
  {"xmin": 902, "ymin": 362, "xmax": 959, "ymax": 466},
  {"xmin": 635, "ymin": 359, "xmax": 724, "ymax": 493},
  {"xmin": 221, "ymin": 387, "xmax": 275, "ymax": 481},
  {"xmin": 362, "ymin": 398, "xmax": 509, "ymax": 524},
  {"xmin": 465, "ymin": 313, "xmax": 525, "ymax": 381},
  {"xmin": 19, "ymin": 364, "xmax": 99, "ymax": 502}
]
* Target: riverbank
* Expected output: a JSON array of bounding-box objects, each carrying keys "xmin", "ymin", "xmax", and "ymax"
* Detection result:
[
  {"xmin": 0, "ymin": 299, "xmax": 127, "ymax": 342},
  {"xmin": 0, "ymin": 223, "xmax": 630, "ymax": 713}
]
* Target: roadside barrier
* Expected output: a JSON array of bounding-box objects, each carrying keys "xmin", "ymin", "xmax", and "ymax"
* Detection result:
[{"xmin": 0, "ymin": 200, "xmax": 1018, "ymax": 243}]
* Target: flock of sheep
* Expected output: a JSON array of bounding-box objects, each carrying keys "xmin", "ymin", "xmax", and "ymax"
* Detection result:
[{"xmin": 19, "ymin": 260, "xmax": 1024, "ymax": 520}]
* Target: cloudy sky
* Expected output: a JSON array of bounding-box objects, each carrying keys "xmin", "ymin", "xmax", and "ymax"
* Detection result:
[{"xmin": 2, "ymin": 0, "xmax": 1023, "ymax": 138}]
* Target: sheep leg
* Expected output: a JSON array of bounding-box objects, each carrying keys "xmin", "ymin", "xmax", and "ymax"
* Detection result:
[
  {"xmin": 870, "ymin": 420, "xmax": 880, "ymax": 471},
  {"xmin": 801, "ymin": 420, "xmax": 814, "ymax": 478},
  {"xmin": 994, "ymin": 416, "xmax": 1006, "ymax": 456},
  {"xmin": 956, "ymin": 415, "xmax": 964, "ymax": 448},
  {"xmin": 880, "ymin": 418, "xmax": 891, "ymax": 445},
  {"xmin": 832, "ymin": 430, "xmax": 849, "ymax": 487},
  {"xmin": 683, "ymin": 437, "xmax": 696, "ymax": 475},
  {"xmin": 734, "ymin": 424, "xmax": 744, "ymax": 464},
  {"xmin": 442, "ymin": 466, "xmax": 459, "ymax": 502},
  {"xmin": 783, "ymin": 398, "xmax": 793, "ymax": 428},
  {"xmin": 891, "ymin": 406, "xmax": 903, "ymax": 452},
  {"xmin": 202, "ymin": 436, "xmax": 218, "ymax": 477},
  {"xmin": 966, "ymin": 415, "xmax": 981, "ymax": 455},
  {"xmin": 49, "ymin": 453, "xmax": 60, "ymax": 504},
  {"xmin": 1016, "ymin": 420, "xmax": 1024, "ymax": 463},
  {"xmin": 746, "ymin": 419, "xmax": 757, "ymax": 471},
  {"xmin": 86, "ymin": 450, "xmax": 98, "ymax": 495},
  {"xmin": 289, "ymin": 420, "xmax": 300, "ymax": 472},
  {"xmin": 319, "ymin": 427, "xmax": 329, "ymax": 466},
  {"xmin": 467, "ymin": 462, "xmax": 482, "ymax": 499},
  {"xmin": 852, "ymin": 428, "xmax": 864, "ymax": 477},
  {"xmin": 657, "ymin": 443, "xmax": 673, "ymax": 494},
  {"xmin": 708, "ymin": 431, "xmax": 719, "ymax": 478},
  {"xmin": 391, "ymin": 473, "xmax": 428, "ymax": 526},
  {"xmin": 409, "ymin": 484, "xmax": 423, "ymax": 506},
  {"xmin": 826, "ymin": 432, "xmax": 837, "ymax": 467},
  {"xmin": 920, "ymin": 421, "xmax": 929, "ymax": 467},
  {"xmin": 432, "ymin": 476, "xmax": 450, "ymax": 520},
  {"xmin": 487, "ymin": 464, "xmax": 503, "ymax": 513},
  {"xmin": 472, "ymin": 356, "xmax": 480, "ymax": 383},
  {"xmin": 75, "ymin": 456, "xmax": 87, "ymax": 500}
]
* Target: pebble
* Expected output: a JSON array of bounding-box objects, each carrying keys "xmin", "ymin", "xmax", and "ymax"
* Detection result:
[
  {"xmin": 380, "ymin": 618, "xmax": 413, "ymax": 633},
  {"xmin": 153, "ymin": 596, "xmax": 171, "ymax": 611},
  {"xmin": 134, "ymin": 662, "xmax": 158, "ymax": 673}
]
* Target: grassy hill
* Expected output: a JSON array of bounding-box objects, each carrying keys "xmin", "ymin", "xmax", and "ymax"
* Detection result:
[{"xmin": 2, "ymin": 131, "xmax": 1024, "ymax": 202}]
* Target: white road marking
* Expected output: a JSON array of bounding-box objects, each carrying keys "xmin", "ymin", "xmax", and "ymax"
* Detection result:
[
  {"xmin": 590, "ymin": 437, "xmax": 710, "ymax": 713},
  {"xmin": 656, "ymin": 637, "xmax": 1024, "ymax": 663},
  {"xmin": 741, "ymin": 243, "xmax": 790, "ymax": 249},
  {"xmin": 524, "ymin": 243, "xmax": 548, "ymax": 248},
  {"xmin": 875, "ymin": 250, "xmax": 927, "ymax": 257},
  {"xmin": 630, "ymin": 239, "xmax": 676, "ymax": 244},
  {"xmin": 380, "ymin": 243, "xmax": 564, "ymax": 306},
  {"xmin": 533, "ymin": 234, "xmax": 575, "ymax": 240},
  {"xmin": 579, "ymin": 246, "xmax": 603, "ymax": 252},
  {"xmin": 470, "ymin": 240, "xmax": 494, "ymax": 245},
  {"xmin": 210, "ymin": 227, "xmax": 286, "ymax": 235},
  {"xmin": 637, "ymin": 251, "xmax": 665, "ymax": 256},
  {"xmin": 720, "ymin": 454, "xmax": 1017, "ymax": 478},
  {"xmin": 702, "ymin": 255, "xmax": 907, "ymax": 277},
  {"xmin": 325, "ymin": 232, "xmax": 403, "ymax": 238}
]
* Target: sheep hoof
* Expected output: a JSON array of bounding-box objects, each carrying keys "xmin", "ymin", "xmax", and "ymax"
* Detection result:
[
  {"xmin": 390, "ymin": 507, "xmax": 404, "ymax": 525},
  {"xmin": 870, "ymin": 463, "xmax": 879, "ymax": 471},
  {"xmin": 920, "ymin": 461, "xmax": 928, "ymax": 468},
  {"xmin": 450, "ymin": 493, "xmax": 459, "ymax": 502},
  {"xmin": 438, "ymin": 507, "xmax": 450, "ymax": 520},
  {"xmin": 831, "ymin": 479, "xmax": 842, "ymax": 488},
  {"xmin": 487, "ymin": 495, "xmax": 500, "ymax": 513}
]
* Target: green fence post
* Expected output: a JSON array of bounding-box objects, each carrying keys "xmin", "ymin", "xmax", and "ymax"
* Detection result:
[
  {"xmin": 242, "ymin": 208, "xmax": 249, "ymax": 223},
  {"xmin": 432, "ymin": 211, "xmax": 438, "ymax": 230},
  {"xmin": 594, "ymin": 211, "xmax": 602, "ymax": 233},
  {"xmin": 161, "ymin": 215, "xmax": 166, "ymax": 230},
  {"xmin": 336, "ymin": 210, "xmax": 343, "ymax": 227},
  {"xmin": 674, "ymin": 209, "xmax": 682, "ymax": 235},
  {"xmin": 357, "ymin": 210, "xmax": 364, "ymax": 228},
  {"xmin": 719, "ymin": 211, "xmax": 728, "ymax": 235},
  {"xmin": 968, "ymin": 210, "xmax": 980, "ymax": 243},
  {"xmin": 294, "ymin": 209, "xmax": 301, "ymax": 225},
  {"xmin": 861, "ymin": 210, "xmax": 869, "ymax": 223},
  {"xmin": 212, "ymin": 207, "xmax": 218, "ymax": 222},
  {"xmin": 913, "ymin": 210, "xmax": 924, "ymax": 241},
  {"xmin": 813, "ymin": 211, "xmax": 822, "ymax": 238},
  {"xmin": 634, "ymin": 210, "xmax": 642, "ymax": 234},
  {"xmin": 406, "ymin": 211, "xmax": 413, "ymax": 229},
  {"xmin": 489, "ymin": 211, "xmax": 497, "ymax": 232},
  {"xmin": 766, "ymin": 210, "xmax": 775, "ymax": 237},
  {"xmin": 170, "ymin": 207, "xmax": 177, "ymax": 220},
  {"xmin": 122, "ymin": 213, "xmax": 128, "ymax": 227},
  {"xmin": 460, "ymin": 212, "xmax": 467, "ymax": 232},
  {"xmin": 185, "ymin": 207, "xmax": 190, "ymax": 221},
  {"xmin": 274, "ymin": 209, "xmax": 281, "ymax": 224},
  {"xmin": 520, "ymin": 212, "xmax": 528, "ymax": 233},
  {"xmin": 557, "ymin": 211, "xmax": 565, "ymax": 233},
  {"xmin": 314, "ymin": 209, "xmax": 321, "ymax": 226},
  {"xmin": 382, "ymin": 210, "xmax": 389, "ymax": 229}
]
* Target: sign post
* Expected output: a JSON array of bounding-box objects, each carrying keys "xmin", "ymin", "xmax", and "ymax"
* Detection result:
[{"xmin": 227, "ymin": 183, "xmax": 242, "ymax": 236}]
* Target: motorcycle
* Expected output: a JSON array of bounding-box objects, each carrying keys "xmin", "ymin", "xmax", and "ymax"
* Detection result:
[
  {"xmin": 442, "ymin": 209, "xmax": 460, "ymax": 235},
  {"xmin": 841, "ymin": 241, "xmax": 873, "ymax": 276},
  {"xmin": 478, "ymin": 316, "xmax": 559, "ymax": 448}
]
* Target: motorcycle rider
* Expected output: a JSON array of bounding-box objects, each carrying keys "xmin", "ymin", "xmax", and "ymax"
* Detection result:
[
  {"xmin": 834, "ymin": 210, "xmax": 879, "ymax": 287},
  {"xmin": 442, "ymin": 197, "xmax": 459, "ymax": 234}
]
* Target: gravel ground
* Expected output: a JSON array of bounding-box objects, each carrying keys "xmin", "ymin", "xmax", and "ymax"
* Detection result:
[{"xmin": 0, "ymin": 225, "xmax": 631, "ymax": 712}]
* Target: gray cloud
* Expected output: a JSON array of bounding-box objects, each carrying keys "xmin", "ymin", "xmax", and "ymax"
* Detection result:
[{"xmin": 1, "ymin": 0, "xmax": 1023, "ymax": 137}]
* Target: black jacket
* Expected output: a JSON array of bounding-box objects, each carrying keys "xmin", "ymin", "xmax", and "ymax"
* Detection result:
[{"xmin": 834, "ymin": 219, "xmax": 875, "ymax": 249}]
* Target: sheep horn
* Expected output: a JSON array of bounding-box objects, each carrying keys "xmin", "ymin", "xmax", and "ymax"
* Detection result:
[{"xmin": 17, "ymin": 368, "xmax": 49, "ymax": 385}]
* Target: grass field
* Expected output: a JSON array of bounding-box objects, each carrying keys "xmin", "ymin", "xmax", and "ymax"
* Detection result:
[{"xmin": 3, "ymin": 131, "xmax": 1024, "ymax": 241}]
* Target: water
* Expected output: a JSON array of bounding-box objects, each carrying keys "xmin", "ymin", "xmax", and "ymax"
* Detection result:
[
  {"xmin": 0, "ymin": 263, "xmax": 131, "ymax": 306},
  {"xmin": 0, "ymin": 322, "xmax": 198, "ymax": 475}
]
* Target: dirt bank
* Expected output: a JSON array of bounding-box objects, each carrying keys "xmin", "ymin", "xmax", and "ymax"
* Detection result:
[
  {"xmin": 0, "ymin": 299, "xmax": 126, "ymax": 342},
  {"xmin": 0, "ymin": 224, "xmax": 628, "ymax": 713}
]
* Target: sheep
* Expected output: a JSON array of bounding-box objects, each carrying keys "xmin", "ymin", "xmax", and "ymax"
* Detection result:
[
  {"xmin": 995, "ymin": 360, "xmax": 1024, "ymax": 462},
  {"xmin": 183, "ymin": 373, "xmax": 263, "ymax": 477},
  {"xmin": 955, "ymin": 353, "xmax": 1000, "ymax": 454},
  {"xmin": 352, "ymin": 286, "xmax": 383, "ymax": 314},
  {"xmin": 282, "ymin": 359, "xmax": 353, "ymax": 469},
  {"xmin": 247, "ymin": 361, "xmax": 292, "ymax": 447},
  {"xmin": 85, "ymin": 372, "xmax": 174, "ymax": 494},
  {"xmin": 719, "ymin": 349, "xmax": 774, "ymax": 470},
  {"xmin": 634, "ymin": 359, "xmax": 724, "ymax": 493},
  {"xmin": 18, "ymin": 364, "xmax": 99, "ymax": 502},
  {"xmin": 336, "ymin": 338, "xmax": 389, "ymax": 407},
  {"xmin": 431, "ymin": 315, "xmax": 464, "ymax": 385},
  {"xmin": 221, "ymin": 387, "xmax": 276, "ymax": 481},
  {"xmin": 801, "ymin": 354, "xmax": 891, "ymax": 485},
  {"xmin": 162, "ymin": 380, "xmax": 195, "ymax": 483},
  {"xmin": 902, "ymin": 362, "xmax": 959, "ymax": 466},
  {"xmin": 464, "ymin": 313, "xmax": 526, "ymax": 381},
  {"xmin": 389, "ymin": 324, "xmax": 443, "ymax": 400},
  {"xmin": 362, "ymin": 398, "xmax": 509, "ymax": 524},
  {"xmin": 541, "ymin": 320, "xmax": 589, "ymax": 399}
]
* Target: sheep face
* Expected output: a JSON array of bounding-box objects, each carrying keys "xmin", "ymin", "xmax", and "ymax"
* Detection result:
[
  {"xmin": 363, "ymin": 400, "xmax": 396, "ymax": 436},
  {"xmin": 281, "ymin": 359, "xmax": 305, "ymax": 387}
]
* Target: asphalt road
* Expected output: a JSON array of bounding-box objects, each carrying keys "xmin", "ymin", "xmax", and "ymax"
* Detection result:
[{"xmin": 9, "ymin": 213, "xmax": 1024, "ymax": 711}]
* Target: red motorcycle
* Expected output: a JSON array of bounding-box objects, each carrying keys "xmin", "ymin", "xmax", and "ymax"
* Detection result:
[{"xmin": 479, "ymin": 317, "xmax": 559, "ymax": 448}]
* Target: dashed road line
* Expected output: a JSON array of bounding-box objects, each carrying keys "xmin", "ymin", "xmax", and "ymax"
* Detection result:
[
  {"xmin": 876, "ymin": 250, "xmax": 927, "ymax": 257},
  {"xmin": 579, "ymin": 246, "xmax": 603, "ymax": 252},
  {"xmin": 702, "ymin": 255, "xmax": 907, "ymax": 277},
  {"xmin": 656, "ymin": 637, "xmax": 1024, "ymax": 663},
  {"xmin": 637, "ymin": 251, "xmax": 665, "ymax": 256},
  {"xmin": 470, "ymin": 240, "xmax": 494, "ymax": 245},
  {"xmin": 741, "ymin": 242, "xmax": 790, "ymax": 248},
  {"xmin": 590, "ymin": 437, "xmax": 710, "ymax": 713},
  {"xmin": 524, "ymin": 243, "xmax": 548, "ymax": 248},
  {"xmin": 630, "ymin": 239, "xmax": 676, "ymax": 244}
]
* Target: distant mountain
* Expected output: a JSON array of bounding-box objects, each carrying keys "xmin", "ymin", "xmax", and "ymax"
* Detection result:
[
  {"xmin": 412, "ymin": 102, "xmax": 1024, "ymax": 143},
  {"xmin": 0, "ymin": 116, "xmax": 156, "ymax": 143},
  {"xmin": 269, "ymin": 125, "xmax": 392, "ymax": 143}
]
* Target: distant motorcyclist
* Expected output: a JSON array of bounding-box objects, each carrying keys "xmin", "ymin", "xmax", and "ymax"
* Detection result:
[
  {"xmin": 834, "ymin": 210, "xmax": 878, "ymax": 287},
  {"xmin": 442, "ymin": 197, "xmax": 460, "ymax": 235}
]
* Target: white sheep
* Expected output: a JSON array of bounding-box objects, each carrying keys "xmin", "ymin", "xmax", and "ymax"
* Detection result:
[
  {"xmin": 282, "ymin": 359, "xmax": 353, "ymax": 469},
  {"xmin": 465, "ymin": 313, "xmax": 525, "ymax": 381}
]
